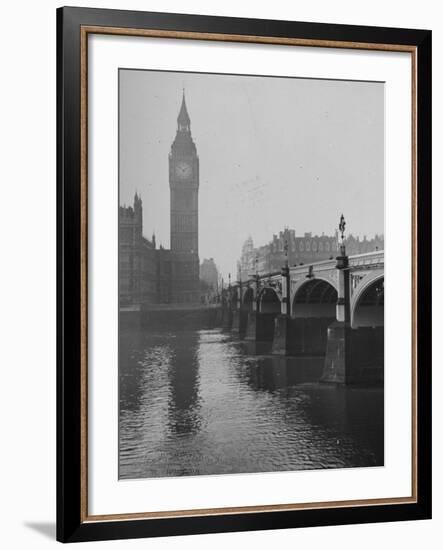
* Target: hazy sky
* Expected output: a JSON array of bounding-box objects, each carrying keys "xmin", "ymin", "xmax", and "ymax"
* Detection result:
[{"xmin": 119, "ymin": 69, "xmax": 384, "ymax": 278}]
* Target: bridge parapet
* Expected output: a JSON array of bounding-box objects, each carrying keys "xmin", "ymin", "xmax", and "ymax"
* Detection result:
[
  {"xmin": 348, "ymin": 250, "xmax": 384, "ymax": 270},
  {"xmin": 289, "ymin": 257, "xmax": 336, "ymax": 277}
]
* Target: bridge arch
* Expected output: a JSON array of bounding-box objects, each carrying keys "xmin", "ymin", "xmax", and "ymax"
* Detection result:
[
  {"xmin": 242, "ymin": 287, "xmax": 254, "ymax": 311},
  {"xmin": 230, "ymin": 287, "xmax": 239, "ymax": 309},
  {"xmin": 259, "ymin": 286, "xmax": 281, "ymax": 314},
  {"xmin": 291, "ymin": 278, "xmax": 338, "ymax": 318},
  {"xmin": 286, "ymin": 277, "xmax": 337, "ymax": 356},
  {"xmin": 352, "ymin": 275, "xmax": 384, "ymax": 328}
]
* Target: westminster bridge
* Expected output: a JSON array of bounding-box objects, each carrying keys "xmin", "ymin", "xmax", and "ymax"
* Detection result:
[{"xmin": 221, "ymin": 249, "xmax": 384, "ymax": 385}]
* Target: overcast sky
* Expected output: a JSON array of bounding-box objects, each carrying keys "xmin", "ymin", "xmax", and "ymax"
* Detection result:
[{"xmin": 119, "ymin": 69, "xmax": 384, "ymax": 279}]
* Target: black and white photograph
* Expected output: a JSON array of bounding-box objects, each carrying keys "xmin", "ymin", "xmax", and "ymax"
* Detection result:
[
  {"xmin": 118, "ymin": 69, "xmax": 385, "ymax": 480},
  {"xmin": 0, "ymin": 0, "xmax": 435, "ymax": 546}
]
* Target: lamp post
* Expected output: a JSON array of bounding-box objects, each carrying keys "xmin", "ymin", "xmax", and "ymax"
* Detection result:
[
  {"xmin": 238, "ymin": 275, "xmax": 242, "ymax": 313},
  {"xmin": 336, "ymin": 214, "xmax": 350, "ymax": 325},
  {"xmin": 254, "ymin": 254, "xmax": 260, "ymax": 312},
  {"xmin": 339, "ymin": 213, "xmax": 346, "ymax": 256},
  {"xmin": 281, "ymin": 239, "xmax": 290, "ymax": 317}
]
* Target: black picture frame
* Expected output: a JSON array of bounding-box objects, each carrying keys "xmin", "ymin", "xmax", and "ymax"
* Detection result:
[{"xmin": 57, "ymin": 6, "xmax": 432, "ymax": 543}]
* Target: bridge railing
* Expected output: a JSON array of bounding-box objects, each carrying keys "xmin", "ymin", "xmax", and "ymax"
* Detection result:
[{"xmin": 348, "ymin": 250, "xmax": 384, "ymax": 268}]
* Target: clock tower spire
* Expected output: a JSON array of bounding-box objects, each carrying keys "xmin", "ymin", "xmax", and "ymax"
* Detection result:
[
  {"xmin": 169, "ymin": 91, "xmax": 200, "ymax": 303},
  {"xmin": 177, "ymin": 89, "xmax": 191, "ymax": 132}
]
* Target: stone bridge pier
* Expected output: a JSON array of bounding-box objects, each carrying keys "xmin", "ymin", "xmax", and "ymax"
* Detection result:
[{"xmin": 321, "ymin": 263, "xmax": 384, "ymax": 385}]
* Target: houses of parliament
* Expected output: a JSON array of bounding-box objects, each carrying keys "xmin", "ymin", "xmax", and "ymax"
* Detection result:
[{"xmin": 119, "ymin": 92, "xmax": 202, "ymax": 307}]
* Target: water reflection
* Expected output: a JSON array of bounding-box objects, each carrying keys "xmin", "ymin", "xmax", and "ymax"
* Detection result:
[
  {"xmin": 119, "ymin": 328, "xmax": 383, "ymax": 479},
  {"xmin": 167, "ymin": 332, "xmax": 201, "ymax": 436}
]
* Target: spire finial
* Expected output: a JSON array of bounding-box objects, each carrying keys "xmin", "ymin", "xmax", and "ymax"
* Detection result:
[{"xmin": 177, "ymin": 89, "xmax": 190, "ymax": 130}]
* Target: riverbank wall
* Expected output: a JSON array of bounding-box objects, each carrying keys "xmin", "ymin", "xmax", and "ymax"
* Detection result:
[{"xmin": 120, "ymin": 304, "xmax": 223, "ymax": 330}]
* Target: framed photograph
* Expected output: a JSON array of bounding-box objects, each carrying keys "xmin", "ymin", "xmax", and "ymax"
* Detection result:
[{"xmin": 57, "ymin": 6, "xmax": 432, "ymax": 543}]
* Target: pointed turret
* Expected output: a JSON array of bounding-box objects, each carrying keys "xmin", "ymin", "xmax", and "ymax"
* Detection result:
[
  {"xmin": 133, "ymin": 191, "xmax": 142, "ymax": 226},
  {"xmin": 177, "ymin": 89, "xmax": 190, "ymax": 131}
]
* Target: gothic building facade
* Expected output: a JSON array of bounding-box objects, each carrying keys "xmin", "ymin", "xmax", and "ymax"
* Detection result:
[
  {"xmin": 119, "ymin": 92, "xmax": 201, "ymax": 308},
  {"xmin": 119, "ymin": 193, "xmax": 158, "ymax": 307},
  {"xmin": 237, "ymin": 228, "xmax": 384, "ymax": 281}
]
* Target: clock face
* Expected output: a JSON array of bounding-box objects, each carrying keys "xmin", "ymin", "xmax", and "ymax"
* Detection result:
[{"xmin": 175, "ymin": 161, "xmax": 192, "ymax": 180}]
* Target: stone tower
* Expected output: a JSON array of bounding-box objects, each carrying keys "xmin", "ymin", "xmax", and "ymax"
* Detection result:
[
  {"xmin": 169, "ymin": 91, "xmax": 200, "ymax": 303},
  {"xmin": 119, "ymin": 192, "xmax": 143, "ymax": 306}
]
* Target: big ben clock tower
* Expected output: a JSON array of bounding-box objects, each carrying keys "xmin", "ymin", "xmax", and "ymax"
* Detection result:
[{"xmin": 169, "ymin": 91, "xmax": 200, "ymax": 303}]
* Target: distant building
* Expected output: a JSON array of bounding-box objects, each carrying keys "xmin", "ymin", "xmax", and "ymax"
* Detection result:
[
  {"xmin": 237, "ymin": 228, "xmax": 384, "ymax": 280},
  {"xmin": 200, "ymin": 258, "xmax": 219, "ymax": 291}
]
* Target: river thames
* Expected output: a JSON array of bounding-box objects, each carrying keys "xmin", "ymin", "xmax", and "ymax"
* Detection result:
[{"xmin": 119, "ymin": 328, "xmax": 383, "ymax": 479}]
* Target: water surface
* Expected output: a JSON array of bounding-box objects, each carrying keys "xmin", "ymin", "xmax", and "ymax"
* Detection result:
[{"xmin": 119, "ymin": 328, "xmax": 383, "ymax": 479}]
